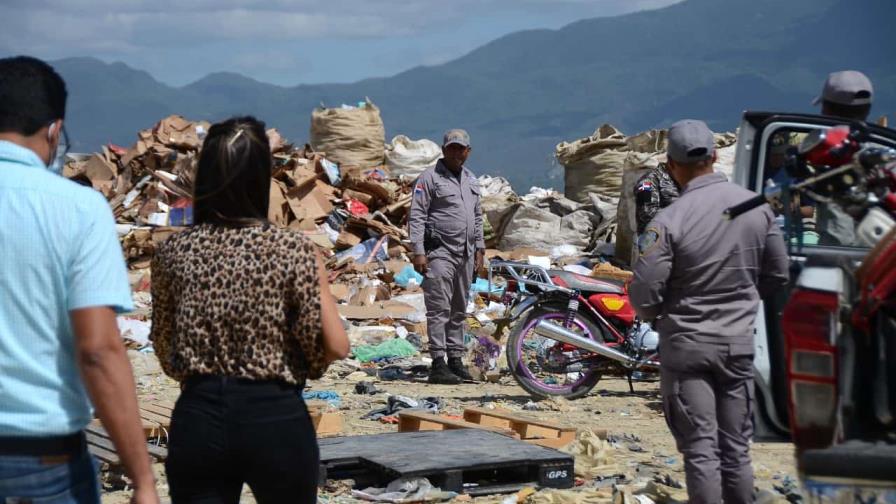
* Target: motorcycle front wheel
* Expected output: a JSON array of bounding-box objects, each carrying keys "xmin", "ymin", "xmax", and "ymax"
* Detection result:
[{"xmin": 506, "ymin": 305, "xmax": 605, "ymax": 400}]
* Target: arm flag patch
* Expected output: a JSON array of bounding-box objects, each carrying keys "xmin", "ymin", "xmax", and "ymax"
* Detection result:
[{"xmin": 638, "ymin": 228, "xmax": 661, "ymax": 256}]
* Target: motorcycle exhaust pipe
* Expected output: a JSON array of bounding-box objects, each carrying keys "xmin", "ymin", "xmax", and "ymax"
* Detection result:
[{"xmin": 534, "ymin": 319, "xmax": 638, "ymax": 367}]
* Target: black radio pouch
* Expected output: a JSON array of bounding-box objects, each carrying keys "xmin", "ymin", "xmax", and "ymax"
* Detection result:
[{"xmin": 423, "ymin": 228, "xmax": 443, "ymax": 254}]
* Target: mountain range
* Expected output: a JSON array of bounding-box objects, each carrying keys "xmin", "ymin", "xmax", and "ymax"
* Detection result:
[{"xmin": 52, "ymin": 0, "xmax": 896, "ymax": 191}]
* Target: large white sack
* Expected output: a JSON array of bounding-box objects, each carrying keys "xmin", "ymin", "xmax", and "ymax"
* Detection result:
[
  {"xmin": 385, "ymin": 135, "xmax": 441, "ymax": 179},
  {"xmin": 556, "ymin": 124, "xmax": 627, "ymax": 204},
  {"xmin": 499, "ymin": 197, "xmax": 595, "ymax": 251},
  {"xmin": 477, "ymin": 175, "xmax": 516, "ymax": 198},
  {"xmin": 590, "ymin": 193, "xmax": 620, "ymax": 245}
]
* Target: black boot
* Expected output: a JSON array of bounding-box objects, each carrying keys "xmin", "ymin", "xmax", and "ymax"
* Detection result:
[
  {"xmin": 428, "ymin": 357, "xmax": 462, "ymax": 385},
  {"xmin": 448, "ymin": 357, "xmax": 474, "ymax": 382}
]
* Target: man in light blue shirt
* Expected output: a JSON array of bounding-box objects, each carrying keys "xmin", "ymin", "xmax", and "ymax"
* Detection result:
[{"xmin": 0, "ymin": 56, "xmax": 158, "ymax": 503}]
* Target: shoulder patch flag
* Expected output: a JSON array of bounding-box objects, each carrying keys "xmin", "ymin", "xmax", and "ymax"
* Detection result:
[
  {"xmin": 414, "ymin": 182, "xmax": 425, "ymax": 197},
  {"xmin": 636, "ymin": 179, "xmax": 654, "ymax": 193}
]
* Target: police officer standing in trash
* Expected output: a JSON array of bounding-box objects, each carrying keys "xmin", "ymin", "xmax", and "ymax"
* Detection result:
[
  {"xmin": 409, "ymin": 129, "xmax": 485, "ymax": 385},
  {"xmin": 630, "ymin": 120, "xmax": 789, "ymax": 504}
]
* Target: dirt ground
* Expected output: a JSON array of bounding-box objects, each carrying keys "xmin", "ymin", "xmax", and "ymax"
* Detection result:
[{"xmin": 100, "ymin": 351, "xmax": 798, "ymax": 503}]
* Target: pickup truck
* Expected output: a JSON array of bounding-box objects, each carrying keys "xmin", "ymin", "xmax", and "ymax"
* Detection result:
[{"xmin": 731, "ymin": 112, "xmax": 896, "ymax": 500}]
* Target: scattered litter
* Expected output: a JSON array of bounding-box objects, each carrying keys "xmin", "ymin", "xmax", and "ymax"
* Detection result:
[
  {"xmin": 354, "ymin": 338, "xmax": 419, "ymax": 363},
  {"xmin": 303, "ymin": 390, "xmax": 341, "ymax": 407},
  {"xmin": 528, "ymin": 488, "xmax": 614, "ymax": 504},
  {"xmin": 394, "ymin": 264, "xmax": 424, "ymax": 288},
  {"xmin": 467, "ymin": 335, "xmax": 503, "ymax": 381},
  {"xmin": 635, "ymin": 478, "xmax": 688, "ymax": 504},
  {"xmin": 117, "ymin": 317, "xmax": 151, "ymax": 347},
  {"xmin": 352, "ymin": 477, "xmax": 457, "ymax": 503},
  {"xmin": 362, "ymin": 395, "xmax": 441, "ymax": 421},
  {"xmin": 562, "ymin": 429, "xmax": 621, "ymax": 479},
  {"xmin": 354, "ymin": 381, "xmax": 382, "ymax": 395},
  {"xmin": 551, "ymin": 244, "xmax": 580, "ymax": 259}
]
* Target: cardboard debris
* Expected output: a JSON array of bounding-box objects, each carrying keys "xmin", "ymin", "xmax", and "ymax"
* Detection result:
[
  {"xmin": 591, "ymin": 262, "xmax": 634, "ymax": 282},
  {"xmin": 329, "ymin": 283, "xmax": 351, "ymax": 302},
  {"xmin": 338, "ymin": 301, "xmax": 420, "ymax": 321}
]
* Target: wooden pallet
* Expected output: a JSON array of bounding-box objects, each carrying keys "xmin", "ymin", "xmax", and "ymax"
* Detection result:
[
  {"xmin": 398, "ymin": 410, "xmax": 519, "ymax": 438},
  {"xmin": 86, "ymin": 424, "xmax": 168, "ymax": 466},
  {"xmin": 398, "ymin": 409, "xmax": 582, "ymax": 448},
  {"xmin": 463, "ymin": 407, "xmax": 578, "ymax": 449},
  {"xmin": 91, "ymin": 400, "xmax": 175, "ymax": 439}
]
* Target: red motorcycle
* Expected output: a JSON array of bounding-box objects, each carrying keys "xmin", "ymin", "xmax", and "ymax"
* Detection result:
[{"xmin": 487, "ymin": 261, "xmax": 659, "ymax": 399}]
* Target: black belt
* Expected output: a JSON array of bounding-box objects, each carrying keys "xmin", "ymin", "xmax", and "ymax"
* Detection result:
[
  {"xmin": 0, "ymin": 431, "xmax": 86, "ymax": 457},
  {"xmin": 182, "ymin": 374, "xmax": 296, "ymax": 391}
]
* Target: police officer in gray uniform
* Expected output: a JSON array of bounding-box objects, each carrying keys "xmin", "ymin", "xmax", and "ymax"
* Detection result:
[
  {"xmin": 634, "ymin": 163, "xmax": 680, "ymax": 235},
  {"xmin": 630, "ymin": 120, "xmax": 789, "ymax": 504},
  {"xmin": 409, "ymin": 129, "xmax": 485, "ymax": 385}
]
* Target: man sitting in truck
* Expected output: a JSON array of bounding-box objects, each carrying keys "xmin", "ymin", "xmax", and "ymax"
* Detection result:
[{"xmin": 813, "ymin": 70, "xmax": 874, "ymax": 247}]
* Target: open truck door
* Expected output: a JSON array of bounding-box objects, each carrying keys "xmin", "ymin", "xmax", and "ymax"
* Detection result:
[
  {"xmin": 732, "ymin": 112, "xmax": 896, "ymax": 497},
  {"xmin": 733, "ymin": 112, "xmax": 896, "ymax": 438}
]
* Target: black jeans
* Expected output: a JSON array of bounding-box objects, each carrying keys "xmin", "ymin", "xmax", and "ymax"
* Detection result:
[{"xmin": 166, "ymin": 376, "xmax": 319, "ymax": 503}]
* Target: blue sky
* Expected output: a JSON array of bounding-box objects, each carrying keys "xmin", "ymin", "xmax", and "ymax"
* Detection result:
[{"xmin": 0, "ymin": 0, "xmax": 680, "ymax": 87}]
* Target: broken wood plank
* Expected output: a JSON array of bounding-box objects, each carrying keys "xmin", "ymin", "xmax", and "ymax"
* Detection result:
[
  {"xmin": 463, "ymin": 407, "xmax": 577, "ymax": 448},
  {"xmin": 153, "ymin": 399, "xmax": 177, "ymax": 410},
  {"xmin": 85, "ymin": 425, "xmax": 168, "ymax": 463},
  {"xmin": 398, "ymin": 411, "xmax": 518, "ymax": 438},
  {"xmin": 137, "ymin": 408, "xmax": 170, "ymax": 427},
  {"xmin": 140, "ymin": 402, "xmax": 174, "ymax": 418},
  {"xmin": 89, "ymin": 418, "xmax": 158, "ymax": 438}
]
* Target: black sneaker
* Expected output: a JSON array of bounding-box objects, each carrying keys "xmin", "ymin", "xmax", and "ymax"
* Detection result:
[
  {"xmin": 448, "ymin": 357, "xmax": 475, "ymax": 382},
  {"xmin": 428, "ymin": 358, "xmax": 462, "ymax": 385}
]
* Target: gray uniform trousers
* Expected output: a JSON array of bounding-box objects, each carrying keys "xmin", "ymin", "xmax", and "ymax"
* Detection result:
[
  {"xmin": 422, "ymin": 250, "xmax": 474, "ymax": 360},
  {"xmin": 660, "ymin": 338, "xmax": 754, "ymax": 504}
]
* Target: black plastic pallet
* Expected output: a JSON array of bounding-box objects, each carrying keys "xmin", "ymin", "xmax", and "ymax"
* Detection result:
[{"xmin": 318, "ymin": 429, "xmax": 574, "ymax": 495}]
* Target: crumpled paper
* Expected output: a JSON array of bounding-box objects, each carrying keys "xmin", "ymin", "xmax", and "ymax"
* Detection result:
[
  {"xmin": 561, "ymin": 429, "xmax": 620, "ymax": 479},
  {"xmin": 351, "ymin": 477, "xmax": 457, "ymax": 503},
  {"xmin": 526, "ymin": 488, "xmax": 614, "ymax": 504},
  {"xmin": 634, "ymin": 481, "xmax": 688, "ymax": 504}
]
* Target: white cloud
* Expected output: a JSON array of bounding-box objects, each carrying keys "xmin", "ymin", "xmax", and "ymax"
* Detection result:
[{"xmin": 2, "ymin": 0, "xmax": 679, "ymax": 47}]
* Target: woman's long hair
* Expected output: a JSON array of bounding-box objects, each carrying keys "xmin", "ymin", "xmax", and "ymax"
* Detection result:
[{"xmin": 193, "ymin": 116, "xmax": 271, "ymax": 226}]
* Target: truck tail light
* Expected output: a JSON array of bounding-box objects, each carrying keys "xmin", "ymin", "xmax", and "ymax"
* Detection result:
[{"xmin": 781, "ymin": 288, "xmax": 839, "ymax": 450}]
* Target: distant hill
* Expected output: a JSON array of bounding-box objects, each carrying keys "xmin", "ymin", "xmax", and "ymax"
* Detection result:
[{"xmin": 53, "ymin": 0, "xmax": 896, "ymax": 191}]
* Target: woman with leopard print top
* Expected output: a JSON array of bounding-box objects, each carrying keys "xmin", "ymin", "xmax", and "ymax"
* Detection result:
[{"xmin": 150, "ymin": 116, "xmax": 349, "ymax": 503}]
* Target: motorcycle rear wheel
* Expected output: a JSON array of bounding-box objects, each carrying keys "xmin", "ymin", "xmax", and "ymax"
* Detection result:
[{"xmin": 506, "ymin": 305, "xmax": 606, "ymax": 400}]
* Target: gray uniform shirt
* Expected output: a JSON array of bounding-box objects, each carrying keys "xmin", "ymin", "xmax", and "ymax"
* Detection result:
[
  {"xmin": 630, "ymin": 172, "xmax": 789, "ymax": 345},
  {"xmin": 408, "ymin": 160, "xmax": 485, "ymax": 258}
]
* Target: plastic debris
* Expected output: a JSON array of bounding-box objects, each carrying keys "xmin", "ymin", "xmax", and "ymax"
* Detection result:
[{"xmin": 353, "ymin": 338, "xmax": 419, "ymax": 363}]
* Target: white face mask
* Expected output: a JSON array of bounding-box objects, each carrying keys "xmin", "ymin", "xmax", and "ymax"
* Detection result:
[{"xmin": 46, "ymin": 122, "xmax": 67, "ymax": 174}]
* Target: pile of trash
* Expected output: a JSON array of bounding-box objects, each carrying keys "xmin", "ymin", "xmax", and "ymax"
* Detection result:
[{"xmin": 64, "ymin": 111, "xmax": 627, "ymax": 276}]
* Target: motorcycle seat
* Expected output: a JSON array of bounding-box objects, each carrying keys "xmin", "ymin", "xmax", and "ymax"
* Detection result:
[{"xmin": 549, "ymin": 270, "xmax": 625, "ymax": 295}]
